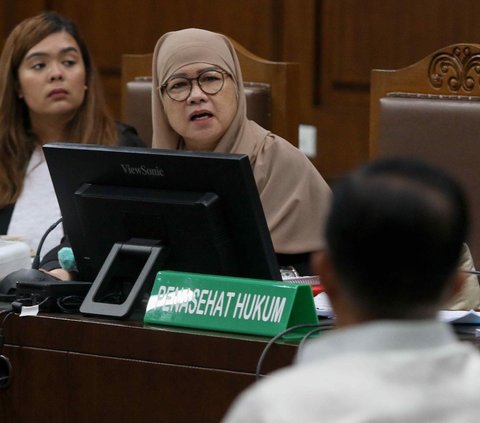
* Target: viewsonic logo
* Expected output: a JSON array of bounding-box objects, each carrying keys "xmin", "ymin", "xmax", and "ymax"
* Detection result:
[{"xmin": 120, "ymin": 163, "xmax": 165, "ymax": 176}]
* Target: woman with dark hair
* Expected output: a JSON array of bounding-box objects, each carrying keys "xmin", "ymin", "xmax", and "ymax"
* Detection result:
[{"xmin": 0, "ymin": 11, "xmax": 143, "ymax": 256}]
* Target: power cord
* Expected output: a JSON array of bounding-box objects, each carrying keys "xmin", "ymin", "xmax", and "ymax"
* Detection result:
[
  {"xmin": 255, "ymin": 321, "xmax": 335, "ymax": 381},
  {"xmin": 0, "ymin": 292, "xmax": 75, "ymax": 391},
  {"xmin": 0, "ymin": 295, "xmax": 56, "ymax": 390},
  {"xmin": 0, "ymin": 310, "xmax": 15, "ymax": 342},
  {"xmin": 56, "ymin": 295, "xmax": 84, "ymax": 313},
  {"xmin": 8, "ymin": 296, "xmax": 54, "ymax": 313},
  {"xmin": 0, "ymin": 309, "xmax": 16, "ymax": 389},
  {"xmin": 0, "ymin": 293, "xmax": 77, "ymax": 392},
  {"xmin": 297, "ymin": 326, "xmax": 325, "ymax": 353}
]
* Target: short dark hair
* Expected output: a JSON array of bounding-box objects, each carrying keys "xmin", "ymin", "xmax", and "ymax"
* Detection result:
[{"xmin": 326, "ymin": 158, "xmax": 469, "ymax": 318}]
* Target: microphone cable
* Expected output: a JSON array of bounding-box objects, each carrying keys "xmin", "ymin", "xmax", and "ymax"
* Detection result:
[
  {"xmin": 255, "ymin": 320, "xmax": 335, "ymax": 381},
  {"xmin": 31, "ymin": 217, "xmax": 63, "ymax": 270},
  {"xmin": 297, "ymin": 326, "xmax": 325, "ymax": 354},
  {"xmin": 0, "ymin": 309, "xmax": 16, "ymax": 389}
]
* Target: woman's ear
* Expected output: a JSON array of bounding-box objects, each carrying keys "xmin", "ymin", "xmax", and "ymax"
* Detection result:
[{"xmin": 14, "ymin": 79, "xmax": 23, "ymax": 98}]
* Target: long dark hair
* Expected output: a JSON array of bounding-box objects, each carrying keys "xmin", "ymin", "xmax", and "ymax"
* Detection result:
[{"xmin": 0, "ymin": 11, "xmax": 117, "ymax": 207}]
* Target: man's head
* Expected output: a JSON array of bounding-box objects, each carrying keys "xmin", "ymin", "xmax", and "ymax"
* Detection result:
[{"xmin": 319, "ymin": 157, "xmax": 469, "ymax": 320}]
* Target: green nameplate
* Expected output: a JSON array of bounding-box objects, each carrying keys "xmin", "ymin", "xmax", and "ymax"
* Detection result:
[{"xmin": 144, "ymin": 270, "xmax": 318, "ymax": 337}]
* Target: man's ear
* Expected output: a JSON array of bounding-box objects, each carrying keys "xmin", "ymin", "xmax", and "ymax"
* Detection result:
[{"xmin": 444, "ymin": 270, "xmax": 467, "ymax": 303}]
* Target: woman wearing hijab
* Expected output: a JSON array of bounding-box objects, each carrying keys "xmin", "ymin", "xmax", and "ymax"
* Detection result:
[{"xmin": 152, "ymin": 28, "xmax": 331, "ymax": 275}]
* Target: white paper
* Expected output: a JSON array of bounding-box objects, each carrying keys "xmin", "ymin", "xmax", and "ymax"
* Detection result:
[
  {"xmin": 19, "ymin": 304, "xmax": 39, "ymax": 317},
  {"xmin": 314, "ymin": 292, "xmax": 334, "ymax": 318},
  {"xmin": 438, "ymin": 309, "xmax": 480, "ymax": 324}
]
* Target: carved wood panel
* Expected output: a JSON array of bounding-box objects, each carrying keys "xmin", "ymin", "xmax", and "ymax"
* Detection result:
[{"xmin": 429, "ymin": 45, "xmax": 480, "ymax": 92}]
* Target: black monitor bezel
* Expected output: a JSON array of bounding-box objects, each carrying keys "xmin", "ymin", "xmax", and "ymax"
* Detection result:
[{"xmin": 43, "ymin": 142, "xmax": 281, "ymax": 285}]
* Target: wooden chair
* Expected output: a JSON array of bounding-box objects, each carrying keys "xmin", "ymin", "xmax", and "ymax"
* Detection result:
[
  {"xmin": 369, "ymin": 43, "xmax": 480, "ymax": 264},
  {"xmin": 120, "ymin": 38, "xmax": 299, "ymax": 147}
]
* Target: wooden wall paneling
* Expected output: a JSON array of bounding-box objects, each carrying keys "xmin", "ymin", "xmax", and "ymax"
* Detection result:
[
  {"xmin": 281, "ymin": 0, "xmax": 370, "ymax": 180},
  {"xmin": 324, "ymin": 0, "xmax": 480, "ymax": 107},
  {"xmin": 281, "ymin": 0, "xmax": 316, "ymax": 123},
  {"xmin": 0, "ymin": 3, "xmax": 9, "ymax": 45},
  {"xmin": 0, "ymin": 0, "xmax": 47, "ymax": 46},
  {"xmin": 0, "ymin": 0, "xmax": 47, "ymax": 34},
  {"xmin": 281, "ymin": 0, "xmax": 327, "ymax": 173},
  {"xmin": 316, "ymin": 0, "xmax": 480, "ymax": 179},
  {"xmin": 314, "ymin": 0, "xmax": 371, "ymax": 179},
  {"xmin": 50, "ymin": 0, "xmax": 280, "ymax": 119},
  {"xmin": 312, "ymin": 105, "xmax": 369, "ymax": 180},
  {"xmin": 5, "ymin": 1, "xmax": 480, "ymax": 179}
]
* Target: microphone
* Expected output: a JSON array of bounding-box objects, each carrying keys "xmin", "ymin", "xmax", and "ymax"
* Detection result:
[{"xmin": 31, "ymin": 217, "xmax": 63, "ymax": 270}]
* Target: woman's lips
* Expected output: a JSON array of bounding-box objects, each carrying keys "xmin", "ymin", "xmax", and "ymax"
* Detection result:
[
  {"xmin": 48, "ymin": 88, "xmax": 68, "ymax": 98},
  {"xmin": 190, "ymin": 110, "xmax": 213, "ymax": 121}
]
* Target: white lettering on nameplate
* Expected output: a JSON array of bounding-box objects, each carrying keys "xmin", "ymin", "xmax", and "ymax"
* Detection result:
[{"xmin": 154, "ymin": 286, "xmax": 286, "ymax": 323}]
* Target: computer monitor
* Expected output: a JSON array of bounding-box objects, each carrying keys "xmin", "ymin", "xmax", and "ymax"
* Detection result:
[{"xmin": 43, "ymin": 143, "xmax": 281, "ymax": 318}]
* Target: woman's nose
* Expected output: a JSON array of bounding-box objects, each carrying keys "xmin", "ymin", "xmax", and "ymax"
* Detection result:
[
  {"xmin": 187, "ymin": 80, "xmax": 207, "ymax": 103},
  {"xmin": 49, "ymin": 63, "xmax": 64, "ymax": 81}
]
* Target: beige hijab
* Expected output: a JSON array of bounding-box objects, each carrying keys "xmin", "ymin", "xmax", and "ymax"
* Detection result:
[{"xmin": 152, "ymin": 28, "xmax": 331, "ymax": 254}]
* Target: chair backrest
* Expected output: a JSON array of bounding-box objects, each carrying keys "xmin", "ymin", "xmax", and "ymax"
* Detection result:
[
  {"xmin": 121, "ymin": 38, "xmax": 299, "ymax": 147},
  {"xmin": 369, "ymin": 43, "xmax": 480, "ymax": 264}
]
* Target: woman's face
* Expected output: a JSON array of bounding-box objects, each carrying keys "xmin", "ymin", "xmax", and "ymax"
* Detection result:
[
  {"xmin": 162, "ymin": 63, "xmax": 237, "ymax": 151},
  {"xmin": 17, "ymin": 31, "xmax": 86, "ymax": 122}
]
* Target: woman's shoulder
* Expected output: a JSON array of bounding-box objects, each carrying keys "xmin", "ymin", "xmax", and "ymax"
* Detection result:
[
  {"xmin": 115, "ymin": 122, "xmax": 146, "ymax": 147},
  {"xmin": 261, "ymin": 131, "xmax": 318, "ymax": 172}
]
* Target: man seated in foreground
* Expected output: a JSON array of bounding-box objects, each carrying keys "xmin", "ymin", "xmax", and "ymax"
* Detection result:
[{"xmin": 222, "ymin": 158, "xmax": 480, "ymax": 422}]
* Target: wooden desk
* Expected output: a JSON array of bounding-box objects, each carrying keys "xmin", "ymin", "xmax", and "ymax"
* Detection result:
[{"xmin": 0, "ymin": 313, "xmax": 298, "ymax": 423}]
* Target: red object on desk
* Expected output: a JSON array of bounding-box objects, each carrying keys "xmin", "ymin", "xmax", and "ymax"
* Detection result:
[{"xmin": 311, "ymin": 284, "xmax": 325, "ymax": 296}]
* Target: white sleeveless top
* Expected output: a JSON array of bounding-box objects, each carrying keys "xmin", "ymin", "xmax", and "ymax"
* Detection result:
[{"xmin": 8, "ymin": 146, "xmax": 63, "ymax": 258}]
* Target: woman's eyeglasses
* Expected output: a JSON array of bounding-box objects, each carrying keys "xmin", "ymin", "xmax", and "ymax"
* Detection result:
[{"xmin": 160, "ymin": 69, "xmax": 229, "ymax": 102}]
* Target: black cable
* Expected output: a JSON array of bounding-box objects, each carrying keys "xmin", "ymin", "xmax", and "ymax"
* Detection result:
[
  {"xmin": 297, "ymin": 326, "xmax": 325, "ymax": 355},
  {"xmin": 29, "ymin": 296, "xmax": 58, "ymax": 312},
  {"xmin": 255, "ymin": 323, "xmax": 322, "ymax": 381},
  {"xmin": 0, "ymin": 306, "xmax": 46, "ymax": 392},
  {"xmin": 0, "ymin": 311, "xmax": 15, "ymax": 333},
  {"xmin": 255, "ymin": 320, "xmax": 336, "ymax": 381},
  {"xmin": 56, "ymin": 295, "xmax": 84, "ymax": 313},
  {"xmin": 0, "ymin": 310, "xmax": 15, "ymax": 391},
  {"xmin": 10, "ymin": 295, "xmax": 54, "ymax": 312},
  {"xmin": 31, "ymin": 217, "xmax": 63, "ymax": 270},
  {"xmin": 0, "ymin": 311, "xmax": 15, "ymax": 359}
]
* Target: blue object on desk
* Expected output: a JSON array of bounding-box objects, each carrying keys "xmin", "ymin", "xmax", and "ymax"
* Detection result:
[{"xmin": 58, "ymin": 247, "xmax": 76, "ymax": 272}]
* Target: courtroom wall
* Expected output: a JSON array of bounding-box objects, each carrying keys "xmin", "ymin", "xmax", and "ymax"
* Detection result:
[{"xmin": 1, "ymin": 0, "xmax": 480, "ymax": 180}]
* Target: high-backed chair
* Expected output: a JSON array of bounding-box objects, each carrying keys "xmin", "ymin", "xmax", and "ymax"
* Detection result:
[
  {"xmin": 121, "ymin": 38, "xmax": 299, "ymax": 147},
  {"xmin": 369, "ymin": 43, "xmax": 480, "ymax": 264}
]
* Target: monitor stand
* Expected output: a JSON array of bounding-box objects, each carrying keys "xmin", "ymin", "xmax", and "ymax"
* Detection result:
[{"xmin": 80, "ymin": 239, "xmax": 166, "ymax": 319}]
